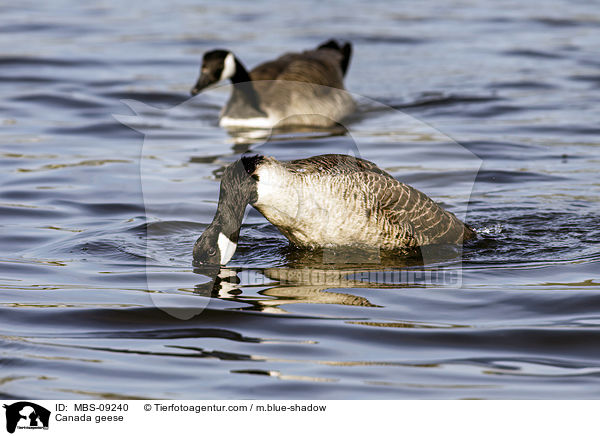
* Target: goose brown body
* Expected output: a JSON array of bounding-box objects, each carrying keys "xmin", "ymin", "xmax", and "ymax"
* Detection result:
[{"xmin": 253, "ymin": 155, "xmax": 475, "ymax": 250}]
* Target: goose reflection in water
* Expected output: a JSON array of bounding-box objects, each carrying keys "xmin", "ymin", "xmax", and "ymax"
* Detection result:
[
  {"xmin": 192, "ymin": 244, "xmax": 462, "ymax": 314},
  {"xmin": 194, "ymin": 267, "xmax": 371, "ymax": 314}
]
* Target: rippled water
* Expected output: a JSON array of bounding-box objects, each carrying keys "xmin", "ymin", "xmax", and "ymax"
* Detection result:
[{"xmin": 1, "ymin": 0, "xmax": 600, "ymax": 399}]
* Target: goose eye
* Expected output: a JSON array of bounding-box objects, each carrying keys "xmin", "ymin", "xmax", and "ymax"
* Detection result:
[{"xmin": 208, "ymin": 247, "xmax": 216, "ymax": 256}]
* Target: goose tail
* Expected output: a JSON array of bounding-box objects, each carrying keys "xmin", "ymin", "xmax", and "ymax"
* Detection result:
[{"xmin": 317, "ymin": 39, "xmax": 353, "ymax": 77}]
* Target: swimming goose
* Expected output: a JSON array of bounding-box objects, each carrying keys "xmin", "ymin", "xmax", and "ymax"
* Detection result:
[
  {"xmin": 193, "ymin": 154, "xmax": 476, "ymax": 265},
  {"xmin": 190, "ymin": 40, "xmax": 355, "ymax": 128}
]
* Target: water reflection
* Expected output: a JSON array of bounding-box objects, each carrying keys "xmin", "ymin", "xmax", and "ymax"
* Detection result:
[
  {"xmin": 193, "ymin": 250, "xmax": 462, "ymax": 313},
  {"xmin": 224, "ymin": 123, "xmax": 350, "ymax": 146},
  {"xmin": 194, "ymin": 266, "xmax": 378, "ymax": 313}
]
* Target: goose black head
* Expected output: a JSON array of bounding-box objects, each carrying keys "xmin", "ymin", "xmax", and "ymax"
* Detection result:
[
  {"xmin": 191, "ymin": 50, "xmax": 237, "ymax": 95},
  {"xmin": 192, "ymin": 156, "xmax": 263, "ymax": 266},
  {"xmin": 193, "ymin": 224, "xmax": 237, "ymax": 266}
]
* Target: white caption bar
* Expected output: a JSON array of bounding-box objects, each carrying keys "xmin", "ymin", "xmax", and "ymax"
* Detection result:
[{"xmin": 2, "ymin": 400, "xmax": 597, "ymax": 435}]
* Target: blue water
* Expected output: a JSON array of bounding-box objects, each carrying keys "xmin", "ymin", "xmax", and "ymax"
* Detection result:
[{"xmin": 1, "ymin": 0, "xmax": 599, "ymax": 399}]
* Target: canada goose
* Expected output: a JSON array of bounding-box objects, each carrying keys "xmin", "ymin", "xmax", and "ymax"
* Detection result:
[
  {"xmin": 190, "ymin": 40, "xmax": 355, "ymax": 128},
  {"xmin": 193, "ymin": 154, "xmax": 476, "ymax": 265}
]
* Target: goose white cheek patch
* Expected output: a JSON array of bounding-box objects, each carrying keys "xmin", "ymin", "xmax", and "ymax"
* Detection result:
[
  {"xmin": 217, "ymin": 232, "xmax": 237, "ymax": 265},
  {"xmin": 219, "ymin": 52, "xmax": 236, "ymax": 81}
]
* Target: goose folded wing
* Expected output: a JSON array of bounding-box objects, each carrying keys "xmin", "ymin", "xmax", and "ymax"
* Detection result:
[{"xmin": 369, "ymin": 175, "xmax": 467, "ymax": 246}]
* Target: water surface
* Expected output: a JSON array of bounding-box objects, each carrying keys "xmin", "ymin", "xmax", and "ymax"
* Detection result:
[{"xmin": 1, "ymin": 0, "xmax": 599, "ymax": 399}]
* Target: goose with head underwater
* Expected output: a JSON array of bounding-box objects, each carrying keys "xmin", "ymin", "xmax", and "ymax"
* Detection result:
[
  {"xmin": 193, "ymin": 154, "xmax": 476, "ymax": 265},
  {"xmin": 190, "ymin": 40, "xmax": 355, "ymax": 129}
]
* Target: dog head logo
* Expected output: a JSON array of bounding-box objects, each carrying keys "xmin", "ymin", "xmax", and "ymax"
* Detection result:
[{"xmin": 3, "ymin": 402, "xmax": 50, "ymax": 434}]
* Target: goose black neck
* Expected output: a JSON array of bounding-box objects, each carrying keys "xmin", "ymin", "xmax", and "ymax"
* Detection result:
[
  {"xmin": 228, "ymin": 58, "xmax": 263, "ymax": 114},
  {"xmin": 230, "ymin": 57, "xmax": 251, "ymax": 84},
  {"xmin": 211, "ymin": 159, "xmax": 258, "ymax": 240}
]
